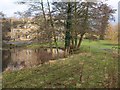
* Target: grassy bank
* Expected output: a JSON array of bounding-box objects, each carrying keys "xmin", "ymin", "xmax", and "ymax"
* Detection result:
[
  {"xmin": 2, "ymin": 40, "xmax": 119, "ymax": 88},
  {"xmin": 2, "ymin": 40, "xmax": 64, "ymax": 50},
  {"xmin": 25, "ymin": 41, "xmax": 64, "ymax": 49}
]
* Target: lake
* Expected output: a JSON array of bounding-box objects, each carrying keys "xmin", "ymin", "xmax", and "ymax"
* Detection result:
[{"xmin": 2, "ymin": 48, "xmax": 65, "ymax": 72}]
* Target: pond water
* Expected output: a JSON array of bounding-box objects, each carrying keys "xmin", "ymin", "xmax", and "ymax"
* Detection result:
[{"xmin": 2, "ymin": 48, "xmax": 65, "ymax": 72}]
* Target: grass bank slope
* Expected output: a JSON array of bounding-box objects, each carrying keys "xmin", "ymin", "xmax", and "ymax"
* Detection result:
[{"xmin": 3, "ymin": 40, "xmax": 118, "ymax": 88}]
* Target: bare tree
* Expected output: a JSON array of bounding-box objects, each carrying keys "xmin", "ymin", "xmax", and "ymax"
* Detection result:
[
  {"xmin": 47, "ymin": 0, "xmax": 59, "ymax": 53},
  {"xmin": 41, "ymin": 0, "xmax": 52, "ymax": 53}
]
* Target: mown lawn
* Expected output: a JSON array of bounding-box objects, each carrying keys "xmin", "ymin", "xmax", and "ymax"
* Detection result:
[{"xmin": 2, "ymin": 40, "xmax": 119, "ymax": 88}]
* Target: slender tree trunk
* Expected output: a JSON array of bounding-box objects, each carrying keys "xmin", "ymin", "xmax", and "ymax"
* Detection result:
[
  {"xmin": 99, "ymin": 24, "xmax": 106, "ymax": 40},
  {"xmin": 47, "ymin": 0, "xmax": 59, "ymax": 54},
  {"xmin": 99, "ymin": 12, "xmax": 109, "ymax": 40},
  {"xmin": 77, "ymin": 2, "xmax": 89, "ymax": 49},
  {"xmin": 99, "ymin": 33, "xmax": 105, "ymax": 40},
  {"xmin": 74, "ymin": 1, "xmax": 78, "ymax": 49},
  {"xmin": 41, "ymin": 0, "xmax": 52, "ymax": 53},
  {"xmin": 75, "ymin": 36, "xmax": 77, "ymax": 48},
  {"xmin": 77, "ymin": 33, "xmax": 84, "ymax": 48},
  {"xmin": 99, "ymin": 20, "xmax": 106, "ymax": 40}
]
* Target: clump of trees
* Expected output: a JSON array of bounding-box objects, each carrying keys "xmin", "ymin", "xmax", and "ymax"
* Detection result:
[{"xmin": 16, "ymin": 0, "xmax": 116, "ymax": 53}]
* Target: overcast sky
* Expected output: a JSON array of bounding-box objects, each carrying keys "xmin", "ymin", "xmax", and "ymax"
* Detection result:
[{"xmin": 0, "ymin": 0, "xmax": 119, "ymax": 23}]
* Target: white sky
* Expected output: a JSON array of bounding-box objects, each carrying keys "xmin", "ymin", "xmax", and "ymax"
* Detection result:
[
  {"xmin": 105, "ymin": 0, "xmax": 119, "ymax": 23},
  {"xmin": 0, "ymin": 0, "xmax": 28, "ymax": 17},
  {"xmin": 0, "ymin": 0, "xmax": 119, "ymax": 23}
]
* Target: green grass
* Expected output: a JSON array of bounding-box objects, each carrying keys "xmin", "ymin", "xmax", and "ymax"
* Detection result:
[
  {"xmin": 80, "ymin": 39, "xmax": 118, "ymax": 53},
  {"xmin": 23, "ymin": 41, "xmax": 64, "ymax": 49},
  {"xmin": 2, "ymin": 40, "xmax": 119, "ymax": 88},
  {"xmin": 26, "ymin": 39, "xmax": 118, "ymax": 50}
]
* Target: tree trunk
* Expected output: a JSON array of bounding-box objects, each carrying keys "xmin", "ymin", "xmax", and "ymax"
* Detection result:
[
  {"xmin": 99, "ymin": 15, "xmax": 108, "ymax": 40},
  {"xmin": 71, "ymin": 36, "xmax": 74, "ymax": 47},
  {"xmin": 74, "ymin": 1, "xmax": 78, "ymax": 49},
  {"xmin": 99, "ymin": 33, "xmax": 105, "ymax": 40},
  {"xmin": 77, "ymin": 2, "xmax": 89, "ymax": 49},
  {"xmin": 41, "ymin": 0, "xmax": 52, "ymax": 53},
  {"xmin": 65, "ymin": 2, "xmax": 72, "ymax": 53},
  {"xmin": 74, "ymin": 35, "xmax": 78, "ymax": 48},
  {"xmin": 77, "ymin": 33, "xmax": 84, "ymax": 48},
  {"xmin": 99, "ymin": 25, "xmax": 106, "ymax": 40},
  {"xmin": 47, "ymin": 0, "xmax": 59, "ymax": 54}
]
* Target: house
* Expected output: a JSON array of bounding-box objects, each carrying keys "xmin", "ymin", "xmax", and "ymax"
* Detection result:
[{"xmin": 10, "ymin": 17, "xmax": 39, "ymax": 41}]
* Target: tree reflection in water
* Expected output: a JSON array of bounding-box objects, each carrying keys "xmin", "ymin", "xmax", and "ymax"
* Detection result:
[{"xmin": 2, "ymin": 48, "xmax": 65, "ymax": 72}]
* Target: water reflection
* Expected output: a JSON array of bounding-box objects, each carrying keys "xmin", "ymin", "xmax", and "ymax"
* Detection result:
[{"xmin": 2, "ymin": 48, "xmax": 65, "ymax": 72}]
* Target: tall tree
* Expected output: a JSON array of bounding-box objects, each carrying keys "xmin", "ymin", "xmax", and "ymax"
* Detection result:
[
  {"xmin": 41, "ymin": 0, "xmax": 53, "ymax": 52},
  {"xmin": 98, "ymin": 3, "xmax": 116, "ymax": 40},
  {"xmin": 65, "ymin": 2, "xmax": 72, "ymax": 52},
  {"xmin": 47, "ymin": 0, "xmax": 59, "ymax": 53},
  {"xmin": 73, "ymin": 1, "xmax": 78, "ymax": 48}
]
